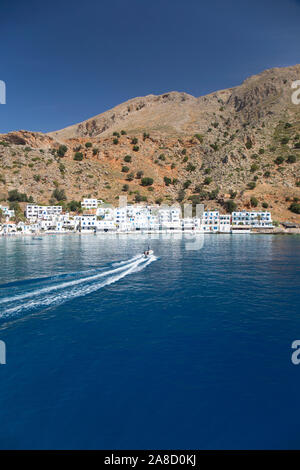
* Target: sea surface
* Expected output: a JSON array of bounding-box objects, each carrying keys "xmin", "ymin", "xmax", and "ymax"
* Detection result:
[{"xmin": 0, "ymin": 233, "xmax": 299, "ymax": 449}]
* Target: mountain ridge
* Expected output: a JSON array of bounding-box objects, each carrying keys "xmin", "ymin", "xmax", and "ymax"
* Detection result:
[
  {"xmin": 48, "ymin": 64, "xmax": 300, "ymax": 140},
  {"xmin": 0, "ymin": 64, "xmax": 300, "ymax": 223}
]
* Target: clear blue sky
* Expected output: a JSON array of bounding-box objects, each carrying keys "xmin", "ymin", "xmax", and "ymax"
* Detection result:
[{"xmin": 1, "ymin": 0, "xmax": 300, "ymax": 134}]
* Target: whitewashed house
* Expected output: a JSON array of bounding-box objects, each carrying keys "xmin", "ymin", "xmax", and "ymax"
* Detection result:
[
  {"xmin": 232, "ymin": 211, "xmax": 273, "ymax": 228},
  {"xmin": 96, "ymin": 219, "xmax": 116, "ymax": 232},
  {"xmin": 26, "ymin": 204, "xmax": 62, "ymax": 221},
  {"xmin": 200, "ymin": 211, "xmax": 220, "ymax": 232},
  {"xmin": 1, "ymin": 223, "xmax": 17, "ymax": 234},
  {"xmin": 181, "ymin": 218, "xmax": 194, "ymax": 230},
  {"xmin": 16, "ymin": 222, "xmax": 36, "ymax": 234},
  {"xmin": 80, "ymin": 214, "xmax": 97, "ymax": 231},
  {"xmin": 219, "ymin": 214, "xmax": 231, "ymax": 232},
  {"xmin": 0, "ymin": 205, "xmax": 15, "ymax": 219},
  {"xmin": 96, "ymin": 206, "xmax": 114, "ymax": 220},
  {"xmin": 81, "ymin": 198, "xmax": 103, "ymax": 210},
  {"xmin": 62, "ymin": 217, "xmax": 79, "ymax": 231},
  {"xmin": 158, "ymin": 206, "xmax": 181, "ymax": 230},
  {"xmin": 114, "ymin": 207, "xmax": 128, "ymax": 230},
  {"xmin": 129, "ymin": 206, "xmax": 158, "ymax": 230}
]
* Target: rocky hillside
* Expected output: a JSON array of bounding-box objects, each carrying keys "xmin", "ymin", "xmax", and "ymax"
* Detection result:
[{"xmin": 0, "ymin": 64, "xmax": 300, "ymax": 222}]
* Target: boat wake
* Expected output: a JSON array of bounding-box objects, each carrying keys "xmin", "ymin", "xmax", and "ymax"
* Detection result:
[{"xmin": 0, "ymin": 254, "xmax": 157, "ymax": 320}]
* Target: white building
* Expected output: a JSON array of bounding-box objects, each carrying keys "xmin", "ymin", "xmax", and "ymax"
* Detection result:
[
  {"xmin": 232, "ymin": 211, "xmax": 273, "ymax": 228},
  {"xmin": 17, "ymin": 222, "xmax": 39, "ymax": 234},
  {"xmin": 200, "ymin": 211, "xmax": 220, "ymax": 232},
  {"xmin": 193, "ymin": 211, "xmax": 231, "ymax": 233},
  {"xmin": 1, "ymin": 223, "xmax": 17, "ymax": 234},
  {"xmin": 114, "ymin": 207, "xmax": 128, "ymax": 229},
  {"xmin": 96, "ymin": 219, "xmax": 116, "ymax": 232},
  {"xmin": 33, "ymin": 213, "xmax": 74, "ymax": 233},
  {"xmin": 181, "ymin": 218, "xmax": 195, "ymax": 230},
  {"xmin": 128, "ymin": 206, "xmax": 159, "ymax": 231},
  {"xmin": 80, "ymin": 214, "xmax": 97, "ymax": 231},
  {"xmin": 219, "ymin": 214, "xmax": 231, "ymax": 232},
  {"xmin": 113, "ymin": 205, "xmax": 159, "ymax": 231},
  {"xmin": 0, "ymin": 205, "xmax": 15, "ymax": 219},
  {"xmin": 62, "ymin": 217, "xmax": 79, "ymax": 231},
  {"xmin": 26, "ymin": 204, "xmax": 62, "ymax": 220},
  {"xmin": 81, "ymin": 198, "xmax": 103, "ymax": 210},
  {"xmin": 158, "ymin": 207, "xmax": 181, "ymax": 230},
  {"xmin": 96, "ymin": 206, "xmax": 114, "ymax": 219}
]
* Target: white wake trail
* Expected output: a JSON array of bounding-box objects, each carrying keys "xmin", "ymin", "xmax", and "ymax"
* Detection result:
[
  {"xmin": 112, "ymin": 254, "xmax": 141, "ymax": 267},
  {"xmin": 0, "ymin": 254, "xmax": 145, "ymax": 305},
  {"xmin": 0, "ymin": 254, "xmax": 156, "ymax": 319}
]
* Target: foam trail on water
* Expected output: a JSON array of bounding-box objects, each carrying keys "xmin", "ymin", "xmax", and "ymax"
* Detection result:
[
  {"xmin": 0, "ymin": 254, "xmax": 156, "ymax": 319},
  {"xmin": 0, "ymin": 266, "xmax": 105, "ymax": 289},
  {"xmin": 0, "ymin": 255, "xmax": 144, "ymax": 305},
  {"xmin": 112, "ymin": 254, "xmax": 141, "ymax": 267}
]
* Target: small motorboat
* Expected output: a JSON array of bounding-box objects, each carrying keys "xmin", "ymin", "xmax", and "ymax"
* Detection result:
[{"xmin": 143, "ymin": 247, "xmax": 154, "ymax": 258}]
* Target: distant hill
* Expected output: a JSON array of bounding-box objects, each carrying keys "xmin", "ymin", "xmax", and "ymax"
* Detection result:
[{"xmin": 0, "ymin": 64, "xmax": 300, "ymax": 223}]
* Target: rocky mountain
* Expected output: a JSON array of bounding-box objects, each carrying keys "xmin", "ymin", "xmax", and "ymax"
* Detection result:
[{"xmin": 0, "ymin": 64, "xmax": 300, "ymax": 222}]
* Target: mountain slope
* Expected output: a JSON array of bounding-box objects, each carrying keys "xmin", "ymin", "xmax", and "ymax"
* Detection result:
[
  {"xmin": 0, "ymin": 64, "xmax": 300, "ymax": 223},
  {"xmin": 49, "ymin": 64, "xmax": 300, "ymax": 140}
]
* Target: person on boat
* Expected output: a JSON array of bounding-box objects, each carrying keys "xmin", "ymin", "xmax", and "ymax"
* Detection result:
[{"xmin": 144, "ymin": 246, "xmax": 153, "ymax": 257}]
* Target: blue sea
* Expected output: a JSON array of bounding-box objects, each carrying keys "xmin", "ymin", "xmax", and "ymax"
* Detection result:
[{"xmin": 0, "ymin": 233, "xmax": 299, "ymax": 449}]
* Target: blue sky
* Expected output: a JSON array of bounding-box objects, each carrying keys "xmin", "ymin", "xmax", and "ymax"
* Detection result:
[{"xmin": 0, "ymin": 0, "xmax": 300, "ymax": 133}]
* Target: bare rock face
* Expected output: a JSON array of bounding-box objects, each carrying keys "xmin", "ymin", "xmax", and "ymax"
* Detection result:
[
  {"xmin": 49, "ymin": 91, "xmax": 198, "ymax": 140},
  {"xmin": 0, "ymin": 130, "xmax": 54, "ymax": 148},
  {"xmin": 227, "ymin": 64, "xmax": 300, "ymax": 123},
  {"xmin": 4, "ymin": 133, "xmax": 27, "ymax": 145}
]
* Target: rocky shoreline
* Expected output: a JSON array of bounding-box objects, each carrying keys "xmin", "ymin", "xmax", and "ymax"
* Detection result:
[{"xmin": 252, "ymin": 227, "xmax": 300, "ymax": 234}]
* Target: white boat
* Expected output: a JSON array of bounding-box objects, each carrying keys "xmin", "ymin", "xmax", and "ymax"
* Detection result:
[{"xmin": 143, "ymin": 247, "xmax": 154, "ymax": 258}]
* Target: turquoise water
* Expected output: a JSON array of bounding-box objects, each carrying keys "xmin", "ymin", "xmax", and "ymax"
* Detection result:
[{"xmin": 0, "ymin": 233, "xmax": 299, "ymax": 449}]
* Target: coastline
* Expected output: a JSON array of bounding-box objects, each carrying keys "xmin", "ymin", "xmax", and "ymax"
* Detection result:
[{"xmin": 1, "ymin": 228, "xmax": 300, "ymax": 238}]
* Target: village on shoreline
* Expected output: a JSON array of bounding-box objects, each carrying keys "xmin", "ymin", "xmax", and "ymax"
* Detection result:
[{"xmin": 1, "ymin": 196, "xmax": 296, "ymax": 236}]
